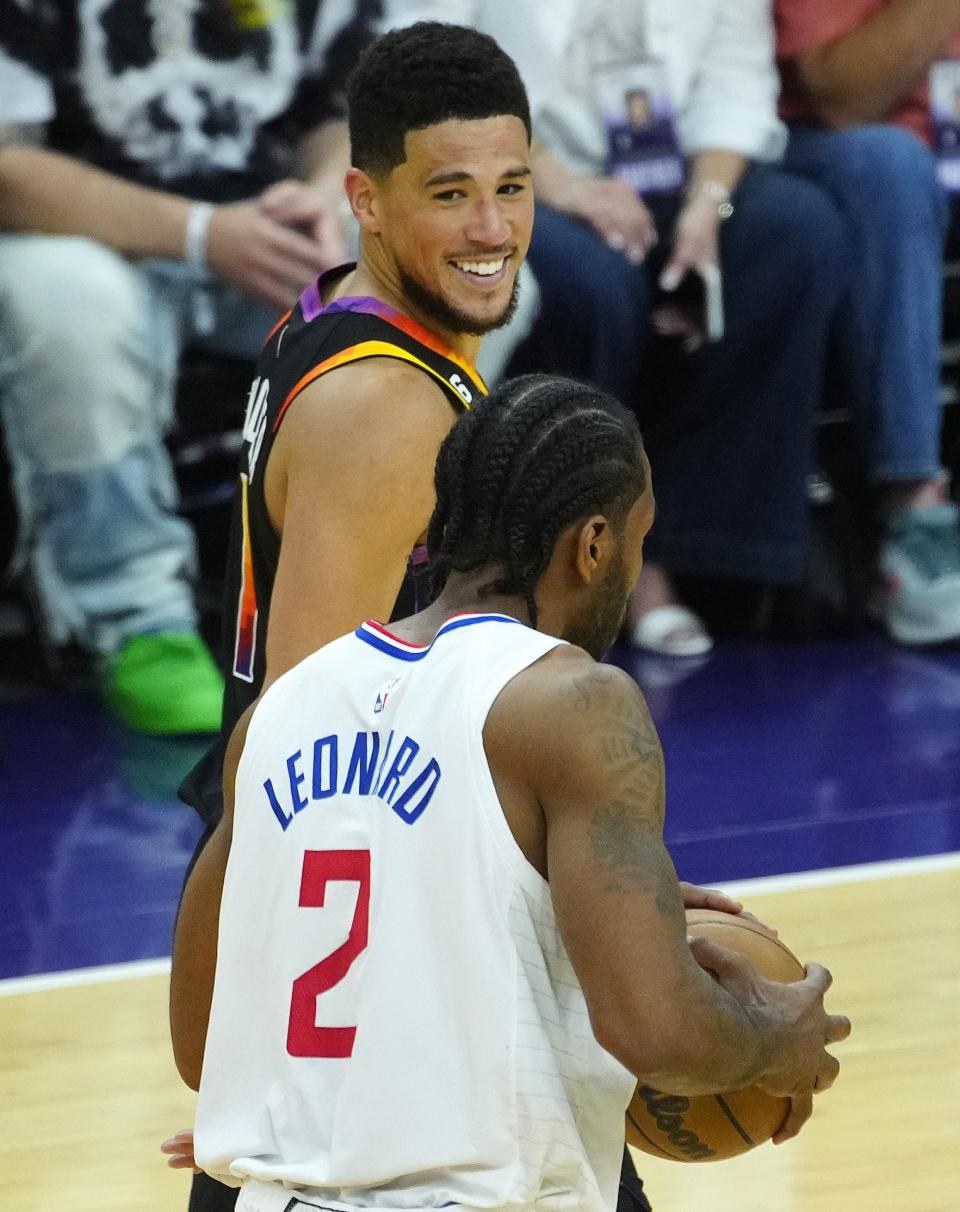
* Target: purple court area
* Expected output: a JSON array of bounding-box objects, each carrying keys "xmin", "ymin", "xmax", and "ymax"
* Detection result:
[{"xmin": 1, "ymin": 634, "xmax": 959, "ymax": 979}]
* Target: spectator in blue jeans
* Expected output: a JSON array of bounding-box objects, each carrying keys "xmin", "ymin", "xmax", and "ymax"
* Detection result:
[
  {"xmin": 513, "ymin": 170, "xmax": 848, "ymax": 649},
  {"xmin": 0, "ymin": 0, "xmax": 372, "ymax": 731},
  {"xmin": 776, "ymin": 0, "xmax": 960, "ymax": 645},
  {"xmin": 384, "ymin": 0, "xmax": 850, "ymax": 657}
]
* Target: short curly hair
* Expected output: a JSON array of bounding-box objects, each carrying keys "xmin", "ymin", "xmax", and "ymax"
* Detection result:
[{"xmin": 346, "ymin": 22, "xmax": 531, "ymax": 177}]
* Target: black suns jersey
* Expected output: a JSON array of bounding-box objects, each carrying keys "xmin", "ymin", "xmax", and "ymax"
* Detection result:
[{"xmin": 180, "ymin": 265, "xmax": 488, "ymax": 824}]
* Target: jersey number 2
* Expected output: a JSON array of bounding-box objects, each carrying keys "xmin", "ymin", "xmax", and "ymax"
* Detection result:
[{"xmin": 287, "ymin": 849, "xmax": 371, "ymax": 1058}]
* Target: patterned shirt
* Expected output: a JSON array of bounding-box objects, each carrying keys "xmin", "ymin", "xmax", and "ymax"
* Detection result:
[{"xmin": 0, "ymin": 0, "xmax": 377, "ymax": 201}]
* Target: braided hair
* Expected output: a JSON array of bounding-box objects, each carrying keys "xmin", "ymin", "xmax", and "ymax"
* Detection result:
[
  {"xmin": 347, "ymin": 22, "xmax": 531, "ymax": 178},
  {"xmin": 427, "ymin": 375, "xmax": 647, "ymax": 624}
]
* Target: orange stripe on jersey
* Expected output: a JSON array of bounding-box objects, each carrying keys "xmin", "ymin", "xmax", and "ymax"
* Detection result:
[
  {"xmin": 376, "ymin": 310, "xmax": 487, "ymax": 397},
  {"xmin": 271, "ymin": 340, "xmax": 483, "ymax": 434},
  {"xmin": 232, "ymin": 473, "xmax": 258, "ymax": 683}
]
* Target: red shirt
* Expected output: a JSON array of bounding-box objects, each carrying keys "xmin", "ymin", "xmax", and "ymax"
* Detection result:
[{"xmin": 774, "ymin": 0, "xmax": 960, "ymax": 144}]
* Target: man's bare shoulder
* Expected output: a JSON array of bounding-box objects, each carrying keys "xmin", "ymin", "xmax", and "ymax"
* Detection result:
[
  {"xmin": 487, "ymin": 644, "xmax": 664, "ymax": 831},
  {"xmin": 487, "ymin": 645, "xmax": 654, "ymax": 767},
  {"xmin": 500, "ymin": 645, "xmax": 647, "ymax": 717},
  {"xmin": 265, "ymin": 355, "xmax": 460, "ymax": 534},
  {"xmin": 281, "ymin": 354, "xmax": 457, "ymax": 447}
]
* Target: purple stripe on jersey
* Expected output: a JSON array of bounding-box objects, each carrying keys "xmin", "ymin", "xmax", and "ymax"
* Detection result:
[
  {"xmin": 322, "ymin": 295, "xmax": 397, "ymax": 321},
  {"xmin": 299, "ymin": 283, "xmax": 397, "ymax": 326},
  {"xmin": 300, "ymin": 278, "xmax": 323, "ymax": 322}
]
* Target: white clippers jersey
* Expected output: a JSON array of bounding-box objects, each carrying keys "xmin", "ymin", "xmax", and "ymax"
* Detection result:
[{"xmin": 195, "ymin": 613, "xmax": 636, "ymax": 1212}]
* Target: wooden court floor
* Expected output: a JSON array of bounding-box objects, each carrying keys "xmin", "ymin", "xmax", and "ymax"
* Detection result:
[{"xmin": 1, "ymin": 859, "xmax": 958, "ymax": 1212}]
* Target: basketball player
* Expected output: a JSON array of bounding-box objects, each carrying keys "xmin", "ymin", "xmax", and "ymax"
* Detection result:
[
  {"xmin": 171, "ymin": 376, "xmax": 850, "ymax": 1212},
  {"xmin": 171, "ymin": 23, "xmax": 758, "ymax": 1212},
  {"xmin": 175, "ymin": 25, "xmax": 535, "ymax": 1208},
  {"xmin": 179, "ymin": 20, "xmax": 534, "ymax": 833}
]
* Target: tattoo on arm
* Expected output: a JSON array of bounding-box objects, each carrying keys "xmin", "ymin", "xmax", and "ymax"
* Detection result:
[
  {"xmin": 588, "ymin": 801, "xmax": 683, "ymax": 923},
  {"xmin": 561, "ymin": 668, "xmax": 680, "ymax": 922},
  {"xmin": 561, "ymin": 667, "xmax": 665, "ymax": 823}
]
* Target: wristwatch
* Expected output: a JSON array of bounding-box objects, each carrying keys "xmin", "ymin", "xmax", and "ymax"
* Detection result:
[{"xmin": 689, "ymin": 179, "xmax": 735, "ymax": 220}]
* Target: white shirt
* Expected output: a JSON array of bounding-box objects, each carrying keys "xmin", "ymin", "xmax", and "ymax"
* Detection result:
[
  {"xmin": 195, "ymin": 613, "xmax": 636, "ymax": 1212},
  {"xmin": 381, "ymin": 0, "xmax": 786, "ymax": 173}
]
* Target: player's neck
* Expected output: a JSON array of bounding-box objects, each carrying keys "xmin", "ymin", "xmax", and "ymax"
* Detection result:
[{"xmin": 391, "ymin": 580, "xmax": 529, "ymax": 643}]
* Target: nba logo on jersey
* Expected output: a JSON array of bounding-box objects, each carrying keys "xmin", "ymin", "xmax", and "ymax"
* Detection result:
[{"xmin": 374, "ymin": 676, "xmax": 402, "ymax": 714}]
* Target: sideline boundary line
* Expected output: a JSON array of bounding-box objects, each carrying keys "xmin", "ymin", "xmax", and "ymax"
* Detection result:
[
  {"xmin": 721, "ymin": 850, "xmax": 960, "ymax": 898},
  {"xmin": 0, "ymin": 957, "xmax": 170, "ymax": 997}
]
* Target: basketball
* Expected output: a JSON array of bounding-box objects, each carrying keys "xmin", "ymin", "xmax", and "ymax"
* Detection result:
[{"xmin": 625, "ymin": 908, "xmax": 805, "ymax": 1163}]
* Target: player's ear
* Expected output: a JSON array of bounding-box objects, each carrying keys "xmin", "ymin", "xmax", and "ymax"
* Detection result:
[
  {"xmin": 345, "ymin": 168, "xmax": 382, "ymax": 234},
  {"xmin": 573, "ymin": 515, "xmax": 613, "ymax": 584}
]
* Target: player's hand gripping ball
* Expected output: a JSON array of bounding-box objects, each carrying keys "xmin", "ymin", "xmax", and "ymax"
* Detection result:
[{"xmin": 625, "ymin": 909, "xmax": 805, "ymax": 1162}]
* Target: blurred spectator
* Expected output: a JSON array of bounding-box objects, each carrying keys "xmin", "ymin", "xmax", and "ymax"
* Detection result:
[
  {"xmin": 776, "ymin": 0, "xmax": 960, "ymax": 646},
  {"xmin": 0, "ymin": 0, "xmax": 374, "ymax": 731},
  {"xmin": 384, "ymin": 0, "xmax": 848, "ymax": 657}
]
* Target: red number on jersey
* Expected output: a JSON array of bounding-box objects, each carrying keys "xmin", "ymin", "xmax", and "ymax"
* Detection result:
[{"xmin": 287, "ymin": 849, "xmax": 371, "ymax": 1058}]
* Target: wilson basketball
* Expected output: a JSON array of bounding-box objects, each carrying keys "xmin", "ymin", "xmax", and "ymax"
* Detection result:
[{"xmin": 625, "ymin": 908, "xmax": 805, "ymax": 1163}]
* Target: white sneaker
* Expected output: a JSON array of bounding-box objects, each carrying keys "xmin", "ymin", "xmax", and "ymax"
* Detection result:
[
  {"xmin": 630, "ymin": 604, "xmax": 714, "ymax": 657},
  {"xmin": 878, "ymin": 502, "xmax": 960, "ymax": 646}
]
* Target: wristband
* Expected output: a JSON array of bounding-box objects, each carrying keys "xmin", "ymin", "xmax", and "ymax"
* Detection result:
[{"xmin": 184, "ymin": 202, "xmax": 215, "ymax": 271}]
